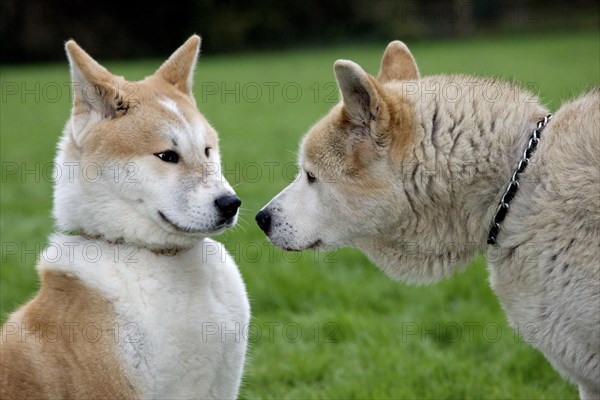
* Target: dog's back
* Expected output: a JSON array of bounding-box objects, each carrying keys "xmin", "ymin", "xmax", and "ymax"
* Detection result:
[
  {"xmin": 490, "ymin": 88, "xmax": 600, "ymax": 396},
  {"xmin": 542, "ymin": 88, "xmax": 600, "ymax": 228}
]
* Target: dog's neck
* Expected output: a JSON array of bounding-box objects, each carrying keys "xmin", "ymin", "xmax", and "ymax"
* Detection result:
[
  {"xmin": 354, "ymin": 76, "xmax": 549, "ymax": 283},
  {"xmin": 75, "ymin": 230, "xmax": 190, "ymax": 256}
]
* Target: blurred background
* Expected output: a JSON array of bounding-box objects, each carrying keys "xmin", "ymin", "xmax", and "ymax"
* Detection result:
[
  {"xmin": 1, "ymin": 1, "xmax": 599, "ymax": 399},
  {"xmin": 1, "ymin": 0, "xmax": 598, "ymax": 62}
]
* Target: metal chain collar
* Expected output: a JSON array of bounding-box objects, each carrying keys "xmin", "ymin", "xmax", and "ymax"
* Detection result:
[{"xmin": 487, "ymin": 114, "xmax": 553, "ymax": 245}]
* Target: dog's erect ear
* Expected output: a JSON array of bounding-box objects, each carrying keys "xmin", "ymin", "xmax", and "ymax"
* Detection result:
[
  {"xmin": 65, "ymin": 40, "xmax": 122, "ymax": 145},
  {"xmin": 334, "ymin": 60, "xmax": 379, "ymax": 124},
  {"xmin": 377, "ymin": 41, "xmax": 419, "ymax": 83},
  {"xmin": 154, "ymin": 35, "xmax": 201, "ymax": 97},
  {"xmin": 66, "ymin": 40, "xmax": 117, "ymax": 111}
]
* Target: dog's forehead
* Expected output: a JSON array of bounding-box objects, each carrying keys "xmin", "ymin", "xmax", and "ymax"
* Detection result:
[
  {"xmin": 301, "ymin": 104, "xmax": 350, "ymax": 173},
  {"xmin": 157, "ymin": 96, "xmax": 211, "ymax": 146},
  {"xmin": 159, "ymin": 97, "xmax": 188, "ymax": 124},
  {"xmin": 84, "ymin": 78, "xmax": 217, "ymax": 159},
  {"xmin": 141, "ymin": 77, "xmax": 217, "ymax": 144}
]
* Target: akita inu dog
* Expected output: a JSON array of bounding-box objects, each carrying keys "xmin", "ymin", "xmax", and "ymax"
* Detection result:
[
  {"xmin": 0, "ymin": 36, "xmax": 249, "ymax": 399},
  {"xmin": 256, "ymin": 41, "xmax": 599, "ymax": 398}
]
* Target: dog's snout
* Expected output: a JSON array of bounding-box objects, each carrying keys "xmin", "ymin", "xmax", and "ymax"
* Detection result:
[
  {"xmin": 255, "ymin": 209, "xmax": 272, "ymax": 234},
  {"xmin": 215, "ymin": 194, "xmax": 241, "ymax": 219}
]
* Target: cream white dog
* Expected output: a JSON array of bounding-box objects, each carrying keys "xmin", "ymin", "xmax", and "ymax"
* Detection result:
[
  {"xmin": 256, "ymin": 41, "xmax": 599, "ymax": 398},
  {"xmin": 1, "ymin": 36, "xmax": 250, "ymax": 399}
]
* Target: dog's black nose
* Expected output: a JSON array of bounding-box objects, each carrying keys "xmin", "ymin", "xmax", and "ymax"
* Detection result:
[
  {"xmin": 215, "ymin": 195, "xmax": 241, "ymax": 219},
  {"xmin": 255, "ymin": 209, "xmax": 271, "ymax": 234}
]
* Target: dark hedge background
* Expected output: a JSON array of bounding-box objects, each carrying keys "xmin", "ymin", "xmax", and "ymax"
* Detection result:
[{"xmin": 1, "ymin": 0, "xmax": 598, "ymax": 63}]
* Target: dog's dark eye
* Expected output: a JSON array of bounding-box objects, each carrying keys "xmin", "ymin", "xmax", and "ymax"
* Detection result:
[
  {"xmin": 155, "ymin": 150, "xmax": 180, "ymax": 163},
  {"xmin": 205, "ymin": 147, "xmax": 211, "ymax": 158},
  {"xmin": 306, "ymin": 171, "xmax": 316, "ymax": 184}
]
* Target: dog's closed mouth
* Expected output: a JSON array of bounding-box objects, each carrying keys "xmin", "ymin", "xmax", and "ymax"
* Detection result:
[
  {"xmin": 158, "ymin": 211, "xmax": 205, "ymax": 234},
  {"xmin": 283, "ymin": 239, "xmax": 322, "ymax": 252},
  {"xmin": 216, "ymin": 217, "xmax": 236, "ymax": 229},
  {"xmin": 307, "ymin": 240, "xmax": 322, "ymax": 250}
]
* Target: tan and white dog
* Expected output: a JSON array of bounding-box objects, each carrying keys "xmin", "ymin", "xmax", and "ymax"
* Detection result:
[
  {"xmin": 0, "ymin": 36, "xmax": 250, "ymax": 399},
  {"xmin": 256, "ymin": 41, "xmax": 599, "ymax": 398}
]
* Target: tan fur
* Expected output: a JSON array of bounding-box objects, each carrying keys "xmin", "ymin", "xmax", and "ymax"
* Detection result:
[
  {"xmin": 1, "ymin": 271, "xmax": 136, "ymax": 399},
  {"xmin": 65, "ymin": 41, "xmax": 217, "ymax": 163},
  {"xmin": 303, "ymin": 77, "xmax": 416, "ymax": 179},
  {"xmin": 377, "ymin": 40, "xmax": 420, "ymax": 82},
  {"xmin": 303, "ymin": 44, "xmax": 420, "ymax": 179},
  {"xmin": 154, "ymin": 35, "xmax": 200, "ymax": 96},
  {"xmin": 84, "ymin": 77, "xmax": 218, "ymax": 161}
]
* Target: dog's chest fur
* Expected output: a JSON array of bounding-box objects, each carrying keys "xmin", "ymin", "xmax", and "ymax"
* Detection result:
[{"xmin": 40, "ymin": 234, "xmax": 249, "ymax": 398}]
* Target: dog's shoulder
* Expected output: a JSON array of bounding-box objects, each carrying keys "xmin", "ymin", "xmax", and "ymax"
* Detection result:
[
  {"xmin": 1, "ymin": 269, "xmax": 137, "ymax": 399},
  {"xmin": 549, "ymin": 87, "xmax": 600, "ymax": 144}
]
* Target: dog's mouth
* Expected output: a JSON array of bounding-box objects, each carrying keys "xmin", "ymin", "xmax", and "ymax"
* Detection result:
[
  {"xmin": 158, "ymin": 211, "xmax": 233, "ymax": 235},
  {"xmin": 213, "ymin": 217, "xmax": 237, "ymax": 233},
  {"xmin": 159, "ymin": 211, "xmax": 204, "ymax": 234},
  {"xmin": 307, "ymin": 239, "xmax": 323, "ymax": 250},
  {"xmin": 282, "ymin": 239, "xmax": 322, "ymax": 252}
]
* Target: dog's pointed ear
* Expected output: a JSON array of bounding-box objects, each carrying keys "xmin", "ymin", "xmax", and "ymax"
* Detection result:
[
  {"xmin": 334, "ymin": 60, "xmax": 379, "ymax": 124},
  {"xmin": 377, "ymin": 40, "xmax": 419, "ymax": 83},
  {"xmin": 154, "ymin": 35, "xmax": 201, "ymax": 97},
  {"xmin": 66, "ymin": 40, "xmax": 115, "ymax": 86},
  {"xmin": 65, "ymin": 40, "xmax": 122, "ymax": 145}
]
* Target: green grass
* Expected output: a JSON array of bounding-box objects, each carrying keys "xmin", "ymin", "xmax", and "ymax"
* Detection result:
[{"xmin": 2, "ymin": 31, "xmax": 598, "ymax": 399}]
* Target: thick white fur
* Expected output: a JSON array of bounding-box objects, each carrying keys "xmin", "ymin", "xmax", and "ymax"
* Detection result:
[
  {"xmin": 259, "ymin": 44, "xmax": 599, "ymax": 398},
  {"xmin": 40, "ymin": 234, "xmax": 248, "ymax": 398}
]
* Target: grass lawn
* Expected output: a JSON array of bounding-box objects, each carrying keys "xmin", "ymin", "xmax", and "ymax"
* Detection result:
[{"xmin": 1, "ymin": 31, "xmax": 598, "ymax": 398}]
